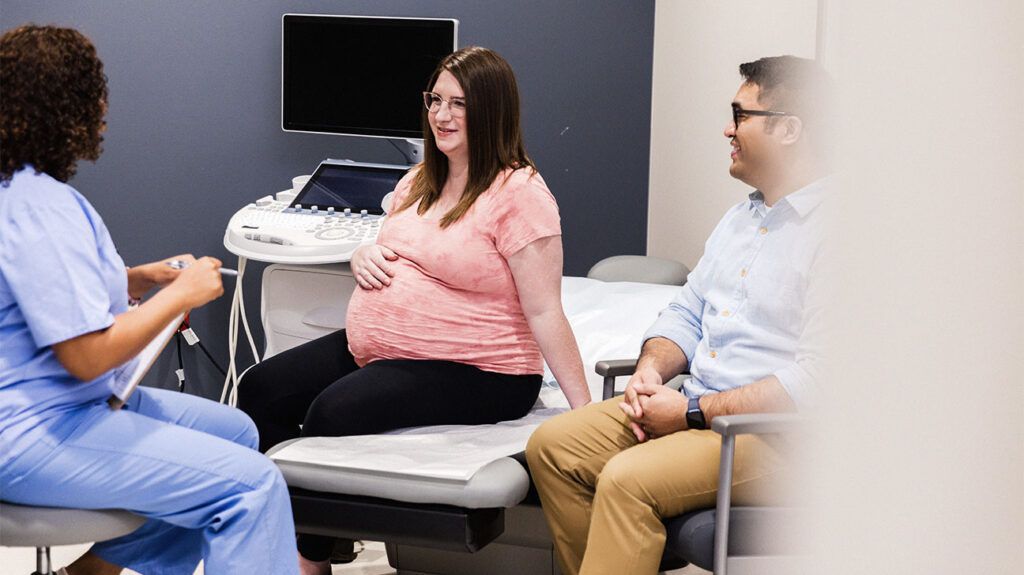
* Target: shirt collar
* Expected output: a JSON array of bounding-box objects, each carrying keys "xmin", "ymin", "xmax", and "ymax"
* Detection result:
[
  {"xmin": 747, "ymin": 191, "xmax": 767, "ymax": 217},
  {"xmin": 747, "ymin": 175, "xmax": 831, "ymax": 218}
]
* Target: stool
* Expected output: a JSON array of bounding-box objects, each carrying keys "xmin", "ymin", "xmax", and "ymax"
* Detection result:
[{"xmin": 0, "ymin": 502, "xmax": 145, "ymax": 575}]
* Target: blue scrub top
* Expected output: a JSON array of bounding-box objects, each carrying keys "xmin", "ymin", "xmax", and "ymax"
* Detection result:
[{"xmin": 0, "ymin": 166, "xmax": 137, "ymax": 463}]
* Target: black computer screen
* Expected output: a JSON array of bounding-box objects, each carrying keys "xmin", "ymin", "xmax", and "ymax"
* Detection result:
[
  {"xmin": 282, "ymin": 15, "xmax": 457, "ymax": 139},
  {"xmin": 293, "ymin": 163, "xmax": 408, "ymax": 215}
]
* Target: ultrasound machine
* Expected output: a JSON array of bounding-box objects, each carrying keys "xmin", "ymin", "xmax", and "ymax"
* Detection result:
[{"xmin": 224, "ymin": 159, "xmax": 404, "ymax": 265}]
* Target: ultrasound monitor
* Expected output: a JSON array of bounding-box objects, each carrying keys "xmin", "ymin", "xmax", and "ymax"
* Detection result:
[
  {"xmin": 292, "ymin": 160, "xmax": 408, "ymax": 215},
  {"xmin": 282, "ymin": 15, "xmax": 457, "ymax": 146}
]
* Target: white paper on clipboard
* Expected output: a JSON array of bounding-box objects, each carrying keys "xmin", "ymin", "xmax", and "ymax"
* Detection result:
[{"xmin": 107, "ymin": 312, "xmax": 184, "ymax": 409}]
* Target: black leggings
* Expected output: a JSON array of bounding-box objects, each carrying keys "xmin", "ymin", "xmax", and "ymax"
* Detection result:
[{"xmin": 237, "ymin": 329, "xmax": 542, "ymax": 560}]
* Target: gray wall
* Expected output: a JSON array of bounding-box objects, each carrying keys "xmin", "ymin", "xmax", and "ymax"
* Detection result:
[{"xmin": 1, "ymin": 0, "xmax": 655, "ymax": 399}]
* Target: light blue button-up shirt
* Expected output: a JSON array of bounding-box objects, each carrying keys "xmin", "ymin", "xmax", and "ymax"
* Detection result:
[{"xmin": 644, "ymin": 178, "xmax": 828, "ymax": 409}]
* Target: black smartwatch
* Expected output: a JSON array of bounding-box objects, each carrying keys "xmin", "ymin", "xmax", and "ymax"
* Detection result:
[{"xmin": 686, "ymin": 396, "xmax": 707, "ymax": 430}]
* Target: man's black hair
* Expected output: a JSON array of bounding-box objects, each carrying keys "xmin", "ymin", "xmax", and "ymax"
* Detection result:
[{"xmin": 739, "ymin": 55, "xmax": 834, "ymax": 131}]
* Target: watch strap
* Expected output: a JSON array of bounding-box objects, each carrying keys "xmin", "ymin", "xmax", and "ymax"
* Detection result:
[{"xmin": 686, "ymin": 396, "xmax": 707, "ymax": 430}]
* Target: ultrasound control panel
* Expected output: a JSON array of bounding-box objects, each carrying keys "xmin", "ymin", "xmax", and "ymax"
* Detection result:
[{"xmin": 223, "ymin": 160, "xmax": 406, "ymax": 264}]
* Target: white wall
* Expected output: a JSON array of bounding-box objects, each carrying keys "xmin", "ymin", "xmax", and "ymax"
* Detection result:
[
  {"xmin": 810, "ymin": 1, "xmax": 1024, "ymax": 572},
  {"xmin": 647, "ymin": 0, "xmax": 819, "ymax": 267},
  {"xmin": 652, "ymin": 2, "xmax": 1024, "ymax": 572}
]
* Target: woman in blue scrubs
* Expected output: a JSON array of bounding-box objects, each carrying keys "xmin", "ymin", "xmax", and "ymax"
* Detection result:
[{"xmin": 0, "ymin": 25, "xmax": 299, "ymax": 575}]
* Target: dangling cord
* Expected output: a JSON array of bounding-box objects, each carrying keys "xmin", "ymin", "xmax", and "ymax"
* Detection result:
[
  {"xmin": 221, "ymin": 256, "xmax": 242, "ymax": 404},
  {"xmin": 175, "ymin": 330, "xmax": 185, "ymax": 392},
  {"xmin": 195, "ymin": 338, "xmax": 226, "ymax": 376},
  {"xmin": 236, "ymin": 257, "xmax": 260, "ymax": 370},
  {"xmin": 221, "ymin": 256, "xmax": 260, "ymax": 406}
]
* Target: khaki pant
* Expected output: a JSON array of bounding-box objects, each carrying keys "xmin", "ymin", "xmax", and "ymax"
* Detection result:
[{"xmin": 525, "ymin": 398, "xmax": 787, "ymax": 575}]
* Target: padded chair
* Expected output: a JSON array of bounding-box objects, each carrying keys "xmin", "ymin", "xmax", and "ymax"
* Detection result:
[
  {"xmin": 0, "ymin": 502, "xmax": 145, "ymax": 575},
  {"xmin": 596, "ymin": 360, "xmax": 805, "ymax": 575}
]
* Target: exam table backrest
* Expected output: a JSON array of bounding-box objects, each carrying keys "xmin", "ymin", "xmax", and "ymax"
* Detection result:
[{"xmin": 586, "ymin": 254, "xmax": 689, "ymax": 286}]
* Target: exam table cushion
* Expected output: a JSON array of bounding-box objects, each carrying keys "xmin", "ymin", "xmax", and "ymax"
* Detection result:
[
  {"xmin": 266, "ymin": 277, "xmax": 680, "ymax": 510},
  {"xmin": 268, "ymin": 439, "xmax": 530, "ymax": 509}
]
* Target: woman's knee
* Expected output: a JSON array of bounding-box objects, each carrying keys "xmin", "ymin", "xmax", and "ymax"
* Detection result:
[
  {"xmin": 233, "ymin": 411, "xmax": 260, "ymax": 450},
  {"xmin": 231, "ymin": 456, "xmax": 291, "ymax": 515},
  {"xmin": 173, "ymin": 394, "xmax": 261, "ymax": 450},
  {"xmin": 258, "ymin": 459, "xmax": 289, "ymax": 498},
  {"xmin": 300, "ymin": 372, "xmax": 394, "ymax": 436},
  {"xmin": 236, "ymin": 363, "xmax": 272, "ymax": 414},
  {"xmin": 196, "ymin": 398, "xmax": 261, "ymax": 450},
  {"xmin": 301, "ymin": 390, "xmax": 359, "ymax": 437}
]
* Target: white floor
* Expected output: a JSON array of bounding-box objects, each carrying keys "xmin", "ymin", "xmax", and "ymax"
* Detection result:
[{"xmin": 0, "ymin": 541, "xmax": 707, "ymax": 574}]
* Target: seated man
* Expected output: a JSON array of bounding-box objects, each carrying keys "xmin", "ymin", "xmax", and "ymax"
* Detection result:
[{"xmin": 526, "ymin": 55, "xmax": 833, "ymax": 575}]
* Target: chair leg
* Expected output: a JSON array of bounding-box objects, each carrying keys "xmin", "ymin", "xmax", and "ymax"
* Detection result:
[
  {"xmin": 713, "ymin": 435, "xmax": 736, "ymax": 575},
  {"xmin": 35, "ymin": 545, "xmax": 54, "ymax": 575}
]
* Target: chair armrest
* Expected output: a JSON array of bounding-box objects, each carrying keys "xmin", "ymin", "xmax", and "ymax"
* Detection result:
[
  {"xmin": 710, "ymin": 413, "xmax": 806, "ymax": 437},
  {"xmin": 711, "ymin": 412, "xmax": 806, "ymax": 574},
  {"xmin": 593, "ymin": 358, "xmax": 630, "ymax": 399},
  {"xmin": 594, "ymin": 359, "xmax": 639, "ymax": 378},
  {"xmin": 595, "ymin": 359, "xmax": 691, "ymax": 400},
  {"xmin": 596, "ymin": 359, "xmax": 637, "ymax": 400}
]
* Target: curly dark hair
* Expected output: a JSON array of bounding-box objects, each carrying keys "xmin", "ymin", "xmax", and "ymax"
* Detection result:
[{"xmin": 1, "ymin": 24, "xmax": 108, "ymax": 183}]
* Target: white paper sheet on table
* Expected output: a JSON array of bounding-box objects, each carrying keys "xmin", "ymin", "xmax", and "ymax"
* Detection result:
[{"xmin": 270, "ymin": 408, "xmax": 566, "ymax": 482}]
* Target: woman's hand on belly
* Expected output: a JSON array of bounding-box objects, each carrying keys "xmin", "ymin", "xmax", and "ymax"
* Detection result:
[{"xmin": 352, "ymin": 244, "xmax": 399, "ymax": 290}]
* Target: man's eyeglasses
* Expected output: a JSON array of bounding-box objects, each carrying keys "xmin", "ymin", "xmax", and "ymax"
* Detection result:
[
  {"xmin": 423, "ymin": 92, "xmax": 467, "ymax": 117},
  {"xmin": 731, "ymin": 103, "xmax": 789, "ymax": 128}
]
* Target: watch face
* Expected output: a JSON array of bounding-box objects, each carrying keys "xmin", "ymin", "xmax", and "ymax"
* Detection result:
[{"xmin": 687, "ymin": 397, "xmax": 706, "ymax": 429}]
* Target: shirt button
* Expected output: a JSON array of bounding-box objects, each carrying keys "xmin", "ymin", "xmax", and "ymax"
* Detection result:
[
  {"xmin": 710, "ymin": 350, "xmax": 718, "ymax": 358},
  {"xmin": 740, "ymin": 268, "xmax": 747, "ymax": 277},
  {"xmin": 759, "ymin": 227, "xmax": 768, "ymax": 235},
  {"xmin": 721, "ymin": 310, "xmax": 731, "ymax": 317}
]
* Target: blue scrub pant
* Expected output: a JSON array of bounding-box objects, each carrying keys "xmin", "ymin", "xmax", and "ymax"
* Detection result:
[{"xmin": 0, "ymin": 387, "xmax": 298, "ymax": 575}]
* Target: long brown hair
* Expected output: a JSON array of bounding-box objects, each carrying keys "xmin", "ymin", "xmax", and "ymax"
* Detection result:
[
  {"xmin": 0, "ymin": 25, "xmax": 108, "ymax": 183},
  {"xmin": 394, "ymin": 46, "xmax": 533, "ymax": 228}
]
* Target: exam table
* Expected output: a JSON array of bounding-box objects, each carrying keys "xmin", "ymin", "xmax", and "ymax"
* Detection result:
[{"xmin": 257, "ymin": 258, "xmax": 691, "ymax": 574}]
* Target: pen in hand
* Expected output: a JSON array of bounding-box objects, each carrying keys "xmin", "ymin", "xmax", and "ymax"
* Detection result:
[{"xmin": 167, "ymin": 259, "xmax": 239, "ymax": 277}]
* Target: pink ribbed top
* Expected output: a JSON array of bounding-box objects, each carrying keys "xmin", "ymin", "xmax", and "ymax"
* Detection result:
[{"xmin": 346, "ymin": 168, "xmax": 561, "ymax": 375}]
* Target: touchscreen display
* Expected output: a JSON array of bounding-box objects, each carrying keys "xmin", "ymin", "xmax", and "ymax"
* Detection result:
[{"xmin": 293, "ymin": 163, "xmax": 407, "ymax": 214}]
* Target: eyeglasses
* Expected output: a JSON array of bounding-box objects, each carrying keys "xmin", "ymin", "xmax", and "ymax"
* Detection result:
[
  {"xmin": 731, "ymin": 103, "xmax": 789, "ymax": 128},
  {"xmin": 423, "ymin": 92, "xmax": 467, "ymax": 117}
]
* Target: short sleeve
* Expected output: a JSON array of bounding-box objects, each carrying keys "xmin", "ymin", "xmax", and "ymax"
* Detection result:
[
  {"xmin": 385, "ymin": 170, "xmax": 418, "ymax": 213},
  {"xmin": 0, "ymin": 198, "xmax": 115, "ymax": 347},
  {"xmin": 491, "ymin": 171, "xmax": 561, "ymax": 257}
]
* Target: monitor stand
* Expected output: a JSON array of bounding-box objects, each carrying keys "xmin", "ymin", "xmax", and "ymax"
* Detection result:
[{"xmin": 390, "ymin": 138, "xmax": 424, "ymax": 166}]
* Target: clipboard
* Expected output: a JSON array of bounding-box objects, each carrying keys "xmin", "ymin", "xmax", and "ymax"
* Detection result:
[{"xmin": 107, "ymin": 312, "xmax": 185, "ymax": 410}]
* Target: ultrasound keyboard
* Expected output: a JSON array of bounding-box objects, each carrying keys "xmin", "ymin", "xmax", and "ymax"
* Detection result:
[{"xmin": 224, "ymin": 195, "xmax": 383, "ymax": 264}]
